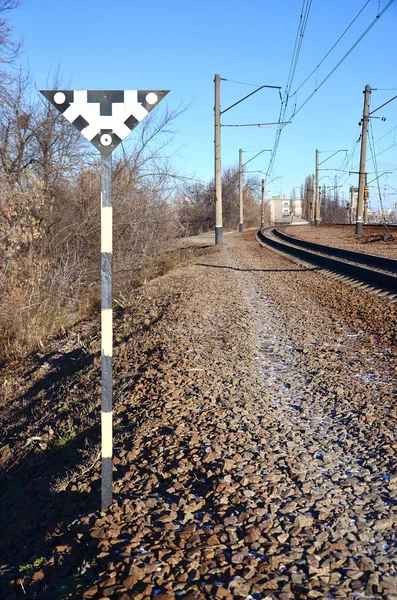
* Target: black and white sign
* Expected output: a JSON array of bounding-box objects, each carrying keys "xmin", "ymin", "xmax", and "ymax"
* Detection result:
[{"xmin": 40, "ymin": 89, "xmax": 169, "ymax": 156}]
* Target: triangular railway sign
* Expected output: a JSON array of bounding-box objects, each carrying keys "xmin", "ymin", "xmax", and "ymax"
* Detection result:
[{"xmin": 40, "ymin": 89, "xmax": 169, "ymax": 156}]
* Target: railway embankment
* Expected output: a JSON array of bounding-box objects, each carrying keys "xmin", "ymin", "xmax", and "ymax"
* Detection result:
[
  {"xmin": 280, "ymin": 224, "xmax": 397, "ymax": 259},
  {"xmin": 1, "ymin": 229, "xmax": 396, "ymax": 599}
]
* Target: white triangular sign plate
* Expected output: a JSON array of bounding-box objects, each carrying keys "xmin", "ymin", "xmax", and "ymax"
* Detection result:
[{"xmin": 40, "ymin": 89, "xmax": 169, "ymax": 156}]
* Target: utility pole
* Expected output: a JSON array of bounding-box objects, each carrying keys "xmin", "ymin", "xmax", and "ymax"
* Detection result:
[
  {"xmin": 214, "ymin": 74, "xmax": 223, "ymax": 244},
  {"xmin": 364, "ymin": 172, "xmax": 368, "ymax": 223},
  {"xmin": 315, "ymin": 150, "xmax": 320, "ymax": 226},
  {"xmin": 309, "ymin": 174, "xmax": 315, "ymax": 224},
  {"xmin": 214, "ymin": 77, "xmax": 283, "ymax": 243},
  {"xmin": 261, "ymin": 179, "xmax": 265, "ymax": 229},
  {"xmin": 349, "ymin": 186, "xmax": 354, "ymax": 224},
  {"xmin": 356, "ymin": 84, "xmax": 371, "ymax": 234},
  {"xmin": 239, "ymin": 149, "xmax": 243, "ymax": 232}
]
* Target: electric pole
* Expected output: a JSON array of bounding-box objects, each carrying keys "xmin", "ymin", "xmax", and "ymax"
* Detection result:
[
  {"xmin": 356, "ymin": 84, "xmax": 371, "ymax": 234},
  {"xmin": 261, "ymin": 179, "xmax": 265, "ymax": 229},
  {"xmin": 214, "ymin": 74, "xmax": 223, "ymax": 244},
  {"xmin": 349, "ymin": 186, "xmax": 354, "ymax": 224},
  {"xmin": 364, "ymin": 172, "xmax": 368, "ymax": 223},
  {"xmin": 315, "ymin": 150, "xmax": 320, "ymax": 226},
  {"xmin": 239, "ymin": 149, "xmax": 243, "ymax": 232},
  {"xmin": 309, "ymin": 174, "xmax": 315, "ymax": 224}
]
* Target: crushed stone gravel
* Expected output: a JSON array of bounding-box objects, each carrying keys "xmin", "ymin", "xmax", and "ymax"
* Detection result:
[
  {"xmin": 281, "ymin": 224, "xmax": 397, "ymax": 259},
  {"xmin": 0, "ymin": 229, "xmax": 396, "ymax": 600}
]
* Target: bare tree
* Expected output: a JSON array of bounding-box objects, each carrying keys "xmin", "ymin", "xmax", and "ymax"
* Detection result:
[
  {"xmin": 290, "ymin": 188, "xmax": 297, "ymax": 215},
  {"xmin": 0, "ymin": 1, "xmax": 21, "ymax": 89},
  {"xmin": 320, "ymin": 185, "xmax": 348, "ymax": 223},
  {"xmin": 178, "ymin": 167, "xmax": 260, "ymax": 235},
  {"xmin": 0, "ymin": 72, "xmax": 35, "ymax": 185},
  {"xmin": 33, "ymin": 84, "xmax": 89, "ymax": 201},
  {"xmin": 0, "ymin": 29, "xmax": 193, "ymax": 361},
  {"xmin": 177, "ymin": 181, "xmax": 215, "ymax": 235},
  {"xmin": 300, "ymin": 175, "xmax": 314, "ymax": 221}
]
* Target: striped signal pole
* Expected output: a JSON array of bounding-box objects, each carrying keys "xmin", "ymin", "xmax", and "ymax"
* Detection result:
[
  {"xmin": 40, "ymin": 88, "xmax": 169, "ymax": 510},
  {"xmin": 101, "ymin": 154, "xmax": 113, "ymax": 510}
]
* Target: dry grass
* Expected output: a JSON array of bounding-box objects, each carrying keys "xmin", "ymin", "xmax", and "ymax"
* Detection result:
[
  {"xmin": 0, "ymin": 236, "xmax": 216, "ymax": 365},
  {"xmin": 0, "ymin": 249, "xmax": 95, "ymax": 363}
]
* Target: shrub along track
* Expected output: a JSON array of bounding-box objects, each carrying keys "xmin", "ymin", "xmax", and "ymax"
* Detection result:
[{"xmin": 0, "ymin": 230, "xmax": 396, "ymax": 600}]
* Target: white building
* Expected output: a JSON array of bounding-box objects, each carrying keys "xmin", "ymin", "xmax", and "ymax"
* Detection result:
[
  {"xmin": 269, "ymin": 195, "xmax": 303, "ymax": 223},
  {"xmin": 349, "ymin": 186, "xmax": 358, "ymax": 224},
  {"xmin": 269, "ymin": 195, "xmax": 291, "ymax": 223},
  {"xmin": 291, "ymin": 197, "xmax": 303, "ymax": 218}
]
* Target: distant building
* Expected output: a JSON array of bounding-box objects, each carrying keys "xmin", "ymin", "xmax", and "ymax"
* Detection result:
[
  {"xmin": 269, "ymin": 195, "xmax": 291, "ymax": 224},
  {"xmin": 349, "ymin": 186, "xmax": 358, "ymax": 224},
  {"xmin": 269, "ymin": 195, "xmax": 303, "ymax": 223},
  {"xmin": 291, "ymin": 197, "xmax": 303, "ymax": 218},
  {"xmin": 367, "ymin": 208, "xmax": 397, "ymax": 224}
]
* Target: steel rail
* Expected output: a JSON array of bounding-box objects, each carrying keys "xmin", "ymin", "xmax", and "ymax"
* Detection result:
[
  {"xmin": 256, "ymin": 228, "xmax": 397, "ymax": 296},
  {"xmin": 304, "ymin": 223, "xmax": 397, "ymax": 230},
  {"xmin": 273, "ymin": 228, "xmax": 397, "ymax": 273}
]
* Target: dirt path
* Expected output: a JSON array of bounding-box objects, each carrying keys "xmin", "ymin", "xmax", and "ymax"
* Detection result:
[{"xmin": 1, "ymin": 231, "xmax": 396, "ymax": 599}]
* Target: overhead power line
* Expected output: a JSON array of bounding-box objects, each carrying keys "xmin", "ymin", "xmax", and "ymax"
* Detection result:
[
  {"xmin": 368, "ymin": 119, "xmax": 385, "ymax": 214},
  {"xmin": 221, "ymin": 78, "xmax": 265, "ymax": 87},
  {"xmin": 349, "ymin": 121, "xmax": 397, "ymax": 173},
  {"xmin": 221, "ymin": 85, "xmax": 281, "ymax": 115},
  {"xmin": 338, "ymin": 129, "xmax": 360, "ymax": 177},
  {"xmin": 370, "ymin": 93, "xmax": 397, "ymax": 115},
  {"xmin": 265, "ymin": 0, "xmax": 313, "ymax": 182},
  {"xmin": 290, "ymin": 0, "xmax": 371, "ymax": 99},
  {"xmin": 289, "ymin": 0, "xmax": 396, "ymax": 120},
  {"xmin": 265, "ymin": 0, "xmax": 394, "ymax": 189},
  {"xmin": 374, "ymin": 122, "xmax": 397, "ymax": 145},
  {"xmin": 222, "ymin": 121, "xmax": 290, "ymax": 127},
  {"xmin": 368, "ymin": 139, "xmax": 397, "ymax": 160}
]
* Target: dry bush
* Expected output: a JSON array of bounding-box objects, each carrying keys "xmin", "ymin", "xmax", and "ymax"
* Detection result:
[
  {"xmin": 0, "ymin": 249, "xmax": 94, "ymax": 360},
  {"xmin": 0, "ymin": 161, "xmax": 185, "ymax": 363},
  {"xmin": 0, "ymin": 76, "xmax": 188, "ymax": 364},
  {"xmin": 112, "ymin": 162, "xmax": 185, "ymax": 292},
  {"xmin": 178, "ymin": 167, "xmax": 261, "ymax": 235},
  {"xmin": 0, "ymin": 181, "xmax": 97, "ymax": 362}
]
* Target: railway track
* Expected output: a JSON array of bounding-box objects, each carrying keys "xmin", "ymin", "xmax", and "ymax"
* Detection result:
[{"xmin": 256, "ymin": 227, "xmax": 397, "ymax": 302}]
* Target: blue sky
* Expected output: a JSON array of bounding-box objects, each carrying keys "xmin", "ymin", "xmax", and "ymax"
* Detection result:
[{"xmin": 11, "ymin": 0, "xmax": 397, "ymax": 209}]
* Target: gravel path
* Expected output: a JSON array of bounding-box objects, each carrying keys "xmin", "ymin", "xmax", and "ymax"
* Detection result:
[{"xmin": 1, "ymin": 230, "xmax": 397, "ymax": 600}]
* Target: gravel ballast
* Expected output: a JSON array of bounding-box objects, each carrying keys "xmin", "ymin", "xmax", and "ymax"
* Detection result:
[
  {"xmin": 0, "ymin": 229, "xmax": 396, "ymax": 600},
  {"xmin": 280, "ymin": 224, "xmax": 397, "ymax": 259}
]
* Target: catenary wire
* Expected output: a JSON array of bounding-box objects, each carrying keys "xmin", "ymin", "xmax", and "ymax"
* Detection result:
[
  {"xmin": 289, "ymin": 0, "xmax": 395, "ymax": 121},
  {"xmin": 265, "ymin": 0, "xmax": 313, "ymax": 183},
  {"xmin": 368, "ymin": 119, "xmax": 385, "ymax": 214},
  {"xmin": 264, "ymin": 0, "xmax": 393, "ymax": 187},
  {"xmin": 290, "ymin": 0, "xmax": 371, "ymax": 99}
]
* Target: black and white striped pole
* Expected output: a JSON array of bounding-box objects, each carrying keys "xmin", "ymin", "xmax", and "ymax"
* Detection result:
[
  {"xmin": 100, "ymin": 152, "xmax": 113, "ymax": 510},
  {"xmin": 40, "ymin": 89, "xmax": 169, "ymax": 509}
]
